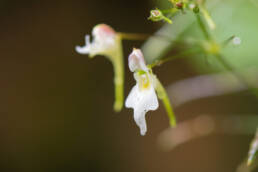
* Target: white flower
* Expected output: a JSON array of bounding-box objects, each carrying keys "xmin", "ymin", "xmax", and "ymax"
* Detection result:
[
  {"xmin": 75, "ymin": 24, "xmax": 124, "ymax": 112},
  {"xmin": 75, "ymin": 24, "xmax": 119, "ymax": 58},
  {"xmin": 125, "ymin": 49, "xmax": 159, "ymax": 135}
]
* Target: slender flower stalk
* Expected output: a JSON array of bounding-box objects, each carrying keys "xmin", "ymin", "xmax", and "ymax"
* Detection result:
[
  {"xmin": 199, "ymin": 5, "xmax": 216, "ymax": 30},
  {"xmin": 247, "ymin": 128, "xmax": 258, "ymax": 166},
  {"xmin": 155, "ymin": 78, "xmax": 176, "ymax": 126}
]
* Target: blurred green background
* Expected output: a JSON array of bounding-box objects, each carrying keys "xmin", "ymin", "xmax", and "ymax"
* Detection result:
[{"xmin": 0, "ymin": 0, "xmax": 258, "ymax": 172}]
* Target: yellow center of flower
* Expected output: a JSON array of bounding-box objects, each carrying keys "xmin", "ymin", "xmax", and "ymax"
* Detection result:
[{"xmin": 138, "ymin": 74, "xmax": 151, "ymax": 91}]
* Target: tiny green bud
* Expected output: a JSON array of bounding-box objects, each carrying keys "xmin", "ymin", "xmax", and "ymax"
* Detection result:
[
  {"xmin": 148, "ymin": 9, "xmax": 163, "ymax": 22},
  {"xmin": 193, "ymin": 6, "xmax": 200, "ymax": 13},
  {"xmin": 148, "ymin": 9, "xmax": 172, "ymax": 24},
  {"xmin": 193, "ymin": 5, "xmax": 200, "ymax": 13},
  {"xmin": 188, "ymin": 3, "xmax": 199, "ymax": 13}
]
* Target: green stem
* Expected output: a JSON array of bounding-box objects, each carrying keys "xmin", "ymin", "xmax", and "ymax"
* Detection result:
[
  {"xmin": 156, "ymin": 78, "xmax": 176, "ymax": 127},
  {"xmin": 113, "ymin": 42, "xmax": 124, "ymax": 112},
  {"xmin": 247, "ymin": 128, "xmax": 258, "ymax": 166},
  {"xmin": 163, "ymin": 16, "xmax": 173, "ymax": 24},
  {"xmin": 161, "ymin": 8, "xmax": 178, "ymax": 14},
  {"xmin": 196, "ymin": 13, "xmax": 211, "ymax": 40},
  {"xmin": 118, "ymin": 32, "xmax": 150, "ymax": 41},
  {"xmin": 199, "ymin": 5, "xmax": 216, "ymax": 30},
  {"xmin": 149, "ymin": 46, "xmax": 203, "ymax": 68},
  {"xmin": 221, "ymin": 35, "xmax": 235, "ymax": 47}
]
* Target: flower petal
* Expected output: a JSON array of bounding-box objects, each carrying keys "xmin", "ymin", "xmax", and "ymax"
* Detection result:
[
  {"xmin": 128, "ymin": 49, "xmax": 148, "ymax": 72},
  {"xmin": 125, "ymin": 84, "xmax": 159, "ymax": 135},
  {"xmin": 92, "ymin": 24, "xmax": 116, "ymax": 39},
  {"xmin": 75, "ymin": 35, "xmax": 91, "ymax": 54},
  {"xmin": 134, "ymin": 110, "xmax": 147, "ymax": 135}
]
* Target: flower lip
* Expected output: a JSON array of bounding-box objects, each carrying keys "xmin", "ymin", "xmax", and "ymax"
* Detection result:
[
  {"xmin": 128, "ymin": 48, "xmax": 148, "ymax": 72},
  {"xmin": 125, "ymin": 83, "xmax": 159, "ymax": 135}
]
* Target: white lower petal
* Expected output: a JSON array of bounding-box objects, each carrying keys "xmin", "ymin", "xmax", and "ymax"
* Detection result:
[
  {"xmin": 75, "ymin": 45, "xmax": 90, "ymax": 54},
  {"xmin": 125, "ymin": 84, "xmax": 159, "ymax": 135},
  {"xmin": 76, "ymin": 35, "xmax": 91, "ymax": 54},
  {"xmin": 134, "ymin": 110, "xmax": 147, "ymax": 135}
]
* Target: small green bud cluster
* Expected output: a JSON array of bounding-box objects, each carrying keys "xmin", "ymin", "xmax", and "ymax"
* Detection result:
[
  {"xmin": 170, "ymin": 0, "xmax": 189, "ymax": 10},
  {"xmin": 188, "ymin": 3, "xmax": 199, "ymax": 13},
  {"xmin": 169, "ymin": 0, "xmax": 202, "ymax": 13},
  {"xmin": 148, "ymin": 0, "xmax": 211, "ymax": 25}
]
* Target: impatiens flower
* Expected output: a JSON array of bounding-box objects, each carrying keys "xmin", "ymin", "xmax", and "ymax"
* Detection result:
[
  {"xmin": 126, "ymin": 49, "xmax": 159, "ymax": 135},
  {"xmin": 76, "ymin": 24, "xmax": 119, "ymax": 58},
  {"xmin": 126, "ymin": 49, "xmax": 176, "ymax": 136},
  {"xmin": 75, "ymin": 24, "xmax": 124, "ymax": 112}
]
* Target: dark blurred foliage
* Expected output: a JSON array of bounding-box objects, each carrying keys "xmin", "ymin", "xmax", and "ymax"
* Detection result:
[{"xmin": 0, "ymin": 0, "xmax": 258, "ymax": 172}]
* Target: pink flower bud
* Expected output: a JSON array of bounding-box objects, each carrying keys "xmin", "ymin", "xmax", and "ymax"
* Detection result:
[
  {"xmin": 92, "ymin": 24, "xmax": 116, "ymax": 40},
  {"xmin": 128, "ymin": 49, "xmax": 148, "ymax": 72}
]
